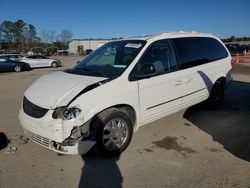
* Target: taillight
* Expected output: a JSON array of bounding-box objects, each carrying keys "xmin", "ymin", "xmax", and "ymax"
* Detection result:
[{"xmin": 231, "ymin": 58, "xmax": 234, "ymax": 67}]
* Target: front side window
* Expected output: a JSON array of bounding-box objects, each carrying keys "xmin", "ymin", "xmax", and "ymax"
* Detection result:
[
  {"xmin": 0, "ymin": 58, "xmax": 7, "ymax": 63},
  {"xmin": 136, "ymin": 40, "xmax": 178, "ymax": 75},
  {"xmin": 38, "ymin": 55, "xmax": 47, "ymax": 59},
  {"xmin": 66, "ymin": 40, "xmax": 146, "ymax": 79}
]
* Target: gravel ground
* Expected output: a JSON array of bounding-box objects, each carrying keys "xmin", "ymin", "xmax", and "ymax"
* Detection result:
[{"xmin": 0, "ymin": 55, "xmax": 250, "ymax": 188}]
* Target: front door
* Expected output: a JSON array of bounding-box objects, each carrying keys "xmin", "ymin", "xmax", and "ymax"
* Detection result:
[
  {"xmin": 0, "ymin": 58, "xmax": 12, "ymax": 71},
  {"xmin": 134, "ymin": 40, "xmax": 184, "ymax": 125}
]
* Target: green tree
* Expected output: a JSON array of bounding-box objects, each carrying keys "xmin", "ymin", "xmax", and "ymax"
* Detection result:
[
  {"xmin": 0, "ymin": 21, "xmax": 15, "ymax": 49},
  {"xmin": 27, "ymin": 24, "xmax": 37, "ymax": 49},
  {"xmin": 13, "ymin": 19, "xmax": 26, "ymax": 49}
]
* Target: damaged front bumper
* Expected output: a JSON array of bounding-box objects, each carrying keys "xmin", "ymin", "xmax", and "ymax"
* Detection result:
[{"xmin": 19, "ymin": 109, "xmax": 95, "ymax": 155}]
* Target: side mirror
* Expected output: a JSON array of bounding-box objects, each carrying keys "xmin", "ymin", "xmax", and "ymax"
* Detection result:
[
  {"xmin": 136, "ymin": 64, "xmax": 156, "ymax": 78},
  {"xmin": 76, "ymin": 61, "xmax": 80, "ymax": 64}
]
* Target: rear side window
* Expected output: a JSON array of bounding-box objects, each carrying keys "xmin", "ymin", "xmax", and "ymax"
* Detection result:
[
  {"xmin": 172, "ymin": 37, "xmax": 228, "ymax": 70},
  {"xmin": 172, "ymin": 37, "xmax": 208, "ymax": 69},
  {"xmin": 202, "ymin": 38, "xmax": 228, "ymax": 61}
]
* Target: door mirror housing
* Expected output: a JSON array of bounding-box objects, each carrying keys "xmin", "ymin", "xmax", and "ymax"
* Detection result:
[
  {"xmin": 136, "ymin": 64, "xmax": 156, "ymax": 79},
  {"xmin": 76, "ymin": 61, "xmax": 80, "ymax": 64}
]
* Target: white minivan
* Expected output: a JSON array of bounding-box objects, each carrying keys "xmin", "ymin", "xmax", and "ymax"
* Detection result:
[{"xmin": 19, "ymin": 32, "xmax": 232, "ymax": 156}]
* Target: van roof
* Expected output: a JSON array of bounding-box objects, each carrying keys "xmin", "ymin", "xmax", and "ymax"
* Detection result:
[{"xmin": 125, "ymin": 31, "xmax": 213, "ymax": 41}]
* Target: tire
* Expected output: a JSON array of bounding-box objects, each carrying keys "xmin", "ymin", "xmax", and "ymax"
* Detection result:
[
  {"xmin": 207, "ymin": 81, "xmax": 224, "ymax": 109},
  {"xmin": 0, "ymin": 132, "xmax": 8, "ymax": 150},
  {"xmin": 51, "ymin": 61, "xmax": 58, "ymax": 68},
  {"xmin": 14, "ymin": 65, "xmax": 22, "ymax": 72},
  {"xmin": 91, "ymin": 108, "xmax": 133, "ymax": 157}
]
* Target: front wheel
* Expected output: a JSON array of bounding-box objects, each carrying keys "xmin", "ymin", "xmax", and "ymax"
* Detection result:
[{"xmin": 92, "ymin": 108, "xmax": 133, "ymax": 157}]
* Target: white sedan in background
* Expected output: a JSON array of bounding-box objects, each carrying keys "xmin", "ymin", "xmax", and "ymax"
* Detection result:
[{"xmin": 20, "ymin": 55, "xmax": 62, "ymax": 68}]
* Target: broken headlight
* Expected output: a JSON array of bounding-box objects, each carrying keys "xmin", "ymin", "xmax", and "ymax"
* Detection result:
[{"xmin": 52, "ymin": 106, "xmax": 81, "ymax": 120}]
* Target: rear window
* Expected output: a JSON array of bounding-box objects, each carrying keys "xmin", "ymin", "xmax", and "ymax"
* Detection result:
[{"xmin": 172, "ymin": 37, "xmax": 228, "ymax": 69}]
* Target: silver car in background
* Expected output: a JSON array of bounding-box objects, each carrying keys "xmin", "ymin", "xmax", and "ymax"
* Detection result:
[{"xmin": 20, "ymin": 55, "xmax": 62, "ymax": 68}]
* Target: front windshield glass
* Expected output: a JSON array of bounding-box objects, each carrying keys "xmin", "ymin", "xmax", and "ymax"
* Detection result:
[{"xmin": 65, "ymin": 40, "xmax": 146, "ymax": 79}]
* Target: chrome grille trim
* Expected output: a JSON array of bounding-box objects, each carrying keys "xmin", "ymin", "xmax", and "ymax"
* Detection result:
[{"xmin": 24, "ymin": 129, "xmax": 50, "ymax": 148}]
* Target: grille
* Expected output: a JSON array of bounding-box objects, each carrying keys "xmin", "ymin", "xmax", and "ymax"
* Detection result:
[
  {"xmin": 23, "ymin": 97, "xmax": 48, "ymax": 118},
  {"xmin": 25, "ymin": 129, "xmax": 50, "ymax": 148}
]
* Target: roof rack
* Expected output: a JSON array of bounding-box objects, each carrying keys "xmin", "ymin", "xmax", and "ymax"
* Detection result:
[{"xmin": 129, "ymin": 31, "xmax": 211, "ymax": 40}]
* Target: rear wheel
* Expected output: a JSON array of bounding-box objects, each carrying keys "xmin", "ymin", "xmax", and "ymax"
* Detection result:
[
  {"xmin": 207, "ymin": 81, "xmax": 224, "ymax": 109},
  {"xmin": 91, "ymin": 108, "xmax": 133, "ymax": 157},
  {"xmin": 14, "ymin": 65, "xmax": 22, "ymax": 72},
  {"xmin": 51, "ymin": 61, "xmax": 58, "ymax": 68}
]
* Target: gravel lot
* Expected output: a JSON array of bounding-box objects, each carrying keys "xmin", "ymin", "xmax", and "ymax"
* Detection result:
[{"xmin": 0, "ymin": 55, "xmax": 250, "ymax": 188}]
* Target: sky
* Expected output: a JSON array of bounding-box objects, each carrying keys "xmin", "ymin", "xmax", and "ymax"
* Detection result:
[{"xmin": 1, "ymin": 0, "xmax": 250, "ymax": 40}]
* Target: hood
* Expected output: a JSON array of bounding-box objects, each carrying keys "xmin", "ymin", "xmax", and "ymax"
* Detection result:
[{"xmin": 25, "ymin": 71, "xmax": 107, "ymax": 109}]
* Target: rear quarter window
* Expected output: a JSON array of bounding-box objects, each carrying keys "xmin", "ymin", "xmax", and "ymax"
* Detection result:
[
  {"xmin": 202, "ymin": 37, "xmax": 228, "ymax": 61},
  {"xmin": 172, "ymin": 37, "xmax": 229, "ymax": 70}
]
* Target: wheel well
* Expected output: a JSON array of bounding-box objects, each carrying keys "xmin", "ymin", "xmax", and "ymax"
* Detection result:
[
  {"xmin": 95, "ymin": 104, "xmax": 136, "ymax": 127},
  {"xmin": 88, "ymin": 104, "xmax": 136, "ymax": 140},
  {"xmin": 216, "ymin": 77, "xmax": 226, "ymax": 88},
  {"xmin": 113, "ymin": 104, "xmax": 136, "ymax": 126}
]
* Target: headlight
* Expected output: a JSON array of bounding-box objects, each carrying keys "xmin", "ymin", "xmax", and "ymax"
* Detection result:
[
  {"xmin": 52, "ymin": 106, "xmax": 81, "ymax": 120},
  {"xmin": 63, "ymin": 107, "xmax": 81, "ymax": 120}
]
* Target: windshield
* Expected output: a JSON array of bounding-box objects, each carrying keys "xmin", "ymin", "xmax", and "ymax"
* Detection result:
[{"xmin": 65, "ymin": 40, "xmax": 146, "ymax": 79}]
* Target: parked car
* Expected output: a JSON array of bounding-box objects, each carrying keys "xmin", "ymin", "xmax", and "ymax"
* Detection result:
[
  {"xmin": 225, "ymin": 43, "xmax": 245, "ymax": 55},
  {"xmin": 0, "ymin": 57, "xmax": 30, "ymax": 72},
  {"xmin": 19, "ymin": 32, "xmax": 232, "ymax": 157},
  {"xmin": 0, "ymin": 54, "xmax": 24, "ymax": 61},
  {"xmin": 85, "ymin": 49, "xmax": 93, "ymax": 55},
  {"xmin": 57, "ymin": 50, "xmax": 69, "ymax": 56},
  {"xmin": 241, "ymin": 44, "xmax": 249, "ymax": 52},
  {"xmin": 39, "ymin": 51, "xmax": 51, "ymax": 57},
  {"xmin": 20, "ymin": 55, "xmax": 62, "ymax": 68}
]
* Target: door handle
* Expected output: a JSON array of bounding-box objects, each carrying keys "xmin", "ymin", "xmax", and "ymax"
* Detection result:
[{"xmin": 174, "ymin": 80, "xmax": 183, "ymax": 86}]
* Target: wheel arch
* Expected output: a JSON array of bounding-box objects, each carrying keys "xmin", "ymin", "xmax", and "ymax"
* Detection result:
[
  {"xmin": 93, "ymin": 104, "xmax": 137, "ymax": 127},
  {"xmin": 211, "ymin": 71, "xmax": 227, "ymax": 90},
  {"xmin": 87, "ymin": 104, "xmax": 138, "ymax": 141},
  {"xmin": 215, "ymin": 77, "xmax": 226, "ymax": 88},
  {"xmin": 51, "ymin": 61, "xmax": 58, "ymax": 67}
]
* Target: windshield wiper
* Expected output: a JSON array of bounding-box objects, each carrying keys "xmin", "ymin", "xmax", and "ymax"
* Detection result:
[{"xmin": 76, "ymin": 67, "xmax": 105, "ymax": 77}]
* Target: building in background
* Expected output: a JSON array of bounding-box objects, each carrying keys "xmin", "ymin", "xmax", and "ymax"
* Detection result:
[{"xmin": 68, "ymin": 39, "xmax": 110, "ymax": 54}]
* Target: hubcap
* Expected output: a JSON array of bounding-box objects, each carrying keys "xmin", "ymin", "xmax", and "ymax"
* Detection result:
[
  {"xmin": 102, "ymin": 118, "xmax": 129, "ymax": 151},
  {"xmin": 14, "ymin": 66, "xmax": 21, "ymax": 72},
  {"xmin": 52, "ymin": 63, "xmax": 57, "ymax": 67}
]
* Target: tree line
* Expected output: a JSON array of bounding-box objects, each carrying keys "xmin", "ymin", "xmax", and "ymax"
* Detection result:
[
  {"xmin": 0, "ymin": 19, "xmax": 73, "ymax": 53},
  {"xmin": 222, "ymin": 35, "xmax": 250, "ymax": 43}
]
